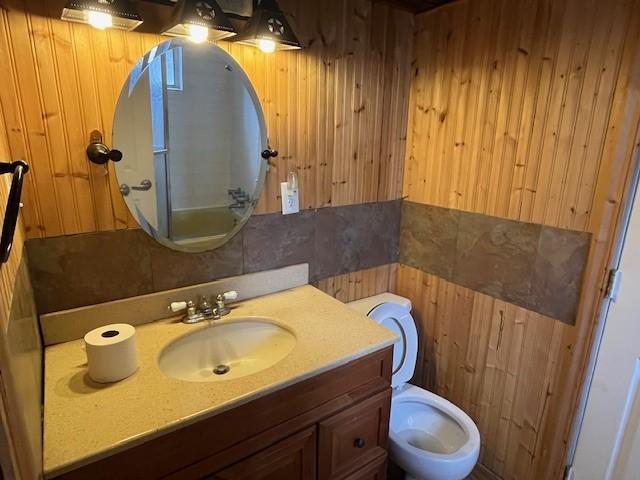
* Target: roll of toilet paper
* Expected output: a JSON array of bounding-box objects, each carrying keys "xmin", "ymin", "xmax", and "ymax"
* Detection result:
[{"xmin": 84, "ymin": 324, "xmax": 139, "ymax": 383}]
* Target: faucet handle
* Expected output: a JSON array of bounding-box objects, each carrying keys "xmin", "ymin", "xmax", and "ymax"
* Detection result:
[
  {"xmin": 169, "ymin": 300, "xmax": 196, "ymax": 313},
  {"xmin": 220, "ymin": 291, "xmax": 238, "ymax": 302},
  {"xmin": 169, "ymin": 301, "xmax": 188, "ymax": 312},
  {"xmin": 215, "ymin": 291, "xmax": 238, "ymax": 317}
]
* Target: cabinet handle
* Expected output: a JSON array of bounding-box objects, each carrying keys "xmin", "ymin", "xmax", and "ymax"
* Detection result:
[{"xmin": 354, "ymin": 438, "xmax": 366, "ymax": 449}]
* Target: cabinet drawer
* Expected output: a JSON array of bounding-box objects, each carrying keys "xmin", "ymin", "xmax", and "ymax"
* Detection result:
[
  {"xmin": 318, "ymin": 389, "xmax": 391, "ymax": 480},
  {"xmin": 208, "ymin": 426, "xmax": 317, "ymax": 480}
]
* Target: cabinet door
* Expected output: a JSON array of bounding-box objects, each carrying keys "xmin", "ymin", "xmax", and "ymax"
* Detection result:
[
  {"xmin": 207, "ymin": 427, "xmax": 316, "ymax": 480},
  {"xmin": 318, "ymin": 390, "xmax": 391, "ymax": 480}
]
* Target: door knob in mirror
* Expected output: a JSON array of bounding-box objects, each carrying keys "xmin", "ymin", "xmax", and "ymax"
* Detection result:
[{"xmin": 119, "ymin": 180, "xmax": 152, "ymax": 197}]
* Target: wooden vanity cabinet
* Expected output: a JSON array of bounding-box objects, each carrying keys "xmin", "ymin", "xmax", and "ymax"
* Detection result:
[
  {"xmin": 208, "ymin": 427, "xmax": 318, "ymax": 480},
  {"xmin": 318, "ymin": 390, "xmax": 391, "ymax": 480},
  {"xmin": 56, "ymin": 347, "xmax": 393, "ymax": 480}
]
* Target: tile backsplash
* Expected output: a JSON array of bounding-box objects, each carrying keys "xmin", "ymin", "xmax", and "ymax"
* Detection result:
[
  {"xmin": 25, "ymin": 198, "xmax": 590, "ymax": 324},
  {"xmin": 26, "ymin": 201, "xmax": 401, "ymax": 313},
  {"xmin": 400, "ymin": 201, "xmax": 591, "ymax": 324}
]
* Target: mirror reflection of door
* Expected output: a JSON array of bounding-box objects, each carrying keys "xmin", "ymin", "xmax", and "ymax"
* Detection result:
[
  {"xmin": 113, "ymin": 39, "xmax": 267, "ymax": 252},
  {"xmin": 150, "ymin": 47, "xmax": 170, "ymax": 239}
]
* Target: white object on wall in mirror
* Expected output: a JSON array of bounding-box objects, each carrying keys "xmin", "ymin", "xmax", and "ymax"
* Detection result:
[{"xmin": 281, "ymin": 172, "xmax": 299, "ymax": 215}]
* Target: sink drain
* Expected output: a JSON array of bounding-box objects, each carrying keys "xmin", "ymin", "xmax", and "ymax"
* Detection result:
[{"xmin": 213, "ymin": 364, "xmax": 231, "ymax": 375}]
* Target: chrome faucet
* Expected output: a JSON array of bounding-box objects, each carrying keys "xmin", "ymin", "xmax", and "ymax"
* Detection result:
[{"xmin": 169, "ymin": 291, "xmax": 238, "ymax": 324}]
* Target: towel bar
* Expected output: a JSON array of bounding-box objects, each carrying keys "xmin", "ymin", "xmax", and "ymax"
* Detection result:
[{"xmin": 0, "ymin": 160, "xmax": 29, "ymax": 263}]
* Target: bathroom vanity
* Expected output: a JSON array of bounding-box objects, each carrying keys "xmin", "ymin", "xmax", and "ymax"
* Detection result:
[{"xmin": 42, "ymin": 273, "xmax": 397, "ymax": 480}]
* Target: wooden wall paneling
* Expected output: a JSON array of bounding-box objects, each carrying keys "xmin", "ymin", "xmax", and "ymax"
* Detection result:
[
  {"xmin": 0, "ymin": 0, "xmax": 412, "ymax": 239},
  {"xmin": 0, "ymin": 51, "xmax": 35, "ymax": 480},
  {"xmin": 311, "ymin": 1, "xmax": 331, "ymax": 210},
  {"xmin": 515, "ymin": 0, "xmax": 567, "ymax": 226},
  {"xmin": 393, "ymin": 265, "xmax": 569, "ymax": 479},
  {"xmin": 0, "ymin": 109, "xmax": 23, "ymax": 332},
  {"xmin": 552, "ymin": 0, "xmax": 611, "ymax": 229},
  {"xmin": 533, "ymin": 4, "xmax": 640, "ymax": 478},
  {"xmin": 71, "ymin": 19, "xmax": 116, "ymax": 232},
  {"xmin": 506, "ymin": 0, "xmax": 553, "ymax": 223},
  {"xmin": 404, "ymin": 0, "xmax": 640, "ymax": 477},
  {"xmin": 0, "ymin": 9, "xmax": 54, "ymax": 238},
  {"xmin": 377, "ymin": 6, "xmax": 413, "ymax": 202},
  {"xmin": 239, "ymin": 0, "xmax": 414, "ymax": 213},
  {"xmin": 449, "ymin": 0, "xmax": 490, "ymax": 213},
  {"xmin": 30, "ymin": 13, "xmax": 80, "ymax": 235},
  {"xmin": 316, "ymin": 264, "xmax": 397, "ymax": 303},
  {"xmin": 358, "ymin": 1, "xmax": 381, "ymax": 206},
  {"xmin": 567, "ymin": 0, "xmax": 631, "ymax": 231},
  {"xmin": 485, "ymin": 0, "xmax": 536, "ymax": 219},
  {"xmin": 432, "ymin": 2, "xmax": 467, "ymax": 211},
  {"xmin": 329, "ymin": 0, "xmax": 349, "ymax": 207},
  {"xmin": 47, "ymin": 16, "xmax": 96, "ymax": 233},
  {"xmin": 374, "ymin": 0, "xmax": 456, "ymax": 14},
  {"xmin": 404, "ymin": 0, "xmax": 635, "ymax": 232},
  {"xmin": 290, "ymin": 0, "xmax": 314, "ymax": 211}
]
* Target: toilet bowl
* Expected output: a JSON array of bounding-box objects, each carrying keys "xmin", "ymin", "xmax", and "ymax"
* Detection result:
[{"xmin": 348, "ymin": 293, "xmax": 480, "ymax": 480}]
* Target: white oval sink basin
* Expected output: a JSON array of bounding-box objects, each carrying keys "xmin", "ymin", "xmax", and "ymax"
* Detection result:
[{"xmin": 158, "ymin": 318, "xmax": 296, "ymax": 382}]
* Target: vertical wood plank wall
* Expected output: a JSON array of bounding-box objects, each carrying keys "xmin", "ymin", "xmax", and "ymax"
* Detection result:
[
  {"xmin": 0, "ymin": 82, "xmax": 32, "ymax": 480},
  {"xmin": 398, "ymin": 0, "xmax": 640, "ymax": 479},
  {"xmin": 0, "ymin": 93, "xmax": 23, "ymax": 339},
  {"xmin": 0, "ymin": 0, "xmax": 413, "ymax": 239},
  {"xmin": 317, "ymin": 264, "xmax": 397, "ymax": 303}
]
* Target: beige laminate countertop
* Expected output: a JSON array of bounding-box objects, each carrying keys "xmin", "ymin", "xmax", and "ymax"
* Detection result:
[{"xmin": 43, "ymin": 285, "xmax": 397, "ymax": 478}]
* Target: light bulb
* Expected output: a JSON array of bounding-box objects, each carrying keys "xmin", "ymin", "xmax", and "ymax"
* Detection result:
[
  {"xmin": 258, "ymin": 39, "xmax": 276, "ymax": 53},
  {"xmin": 87, "ymin": 11, "xmax": 112, "ymax": 30},
  {"xmin": 188, "ymin": 24, "xmax": 208, "ymax": 43}
]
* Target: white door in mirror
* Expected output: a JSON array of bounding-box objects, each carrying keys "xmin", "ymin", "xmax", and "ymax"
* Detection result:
[{"xmin": 281, "ymin": 172, "xmax": 299, "ymax": 215}]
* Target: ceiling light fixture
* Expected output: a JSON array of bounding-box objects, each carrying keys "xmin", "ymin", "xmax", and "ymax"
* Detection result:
[
  {"xmin": 232, "ymin": 0, "xmax": 302, "ymax": 53},
  {"xmin": 87, "ymin": 10, "xmax": 113, "ymax": 29},
  {"xmin": 163, "ymin": 0, "xmax": 237, "ymax": 43},
  {"xmin": 61, "ymin": 0, "xmax": 143, "ymax": 31},
  {"xmin": 258, "ymin": 38, "xmax": 276, "ymax": 53}
]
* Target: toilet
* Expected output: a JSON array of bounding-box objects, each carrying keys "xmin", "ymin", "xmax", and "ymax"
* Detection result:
[{"xmin": 348, "ymin": 293, "xmax": 480, "ymax": 480}]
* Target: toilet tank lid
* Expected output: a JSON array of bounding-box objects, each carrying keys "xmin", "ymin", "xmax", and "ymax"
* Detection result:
[{"xmin": 347, "ymin": 293, "xmax": 412, "ymax": 315}]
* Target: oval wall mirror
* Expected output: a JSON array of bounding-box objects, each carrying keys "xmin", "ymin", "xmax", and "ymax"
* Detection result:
[{"xmin": 113, "ymin": 39, "xmax": 268, "ymax": 252}]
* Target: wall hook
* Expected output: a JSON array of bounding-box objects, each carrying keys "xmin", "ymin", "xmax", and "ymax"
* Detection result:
[
  {"xmin": 86, "ymin": 130, "xmax": 123, "ymax": 165},
  {"xmin": 261, "ymin": 147, "xmax": 279, "ymax": 159}
]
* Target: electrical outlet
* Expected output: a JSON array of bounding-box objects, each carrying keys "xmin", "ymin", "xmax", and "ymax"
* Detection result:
[{"xmin": 280, "ymin": 182, "xmax": 300, "ymax": 215}]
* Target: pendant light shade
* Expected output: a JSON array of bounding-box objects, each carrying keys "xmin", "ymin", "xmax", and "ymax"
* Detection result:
[
  {"xmin": 233, "ymin": 0, "xmax": 302, "ymax": 52},
  {"xmin": 61, "ymin": 0, "xmax": 142, "ymax": 31},
  {"xmin": 163, "ymin": 0, "xmax": 237, "ymax": 42}
]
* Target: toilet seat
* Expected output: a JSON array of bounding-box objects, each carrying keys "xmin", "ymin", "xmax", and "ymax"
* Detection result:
[
  {"xmin": 367, "ymin": 302, "xmax": 417, "ymax": 388},
  {"xmin": 348, "ymin": 293, "xmax": 480, "ymax": 480}
]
